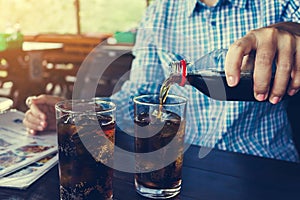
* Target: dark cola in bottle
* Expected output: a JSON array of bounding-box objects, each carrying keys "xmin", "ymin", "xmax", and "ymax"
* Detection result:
[{"xmin": 160, "ymin": 49, "xmax": 287, "ymax": 103}]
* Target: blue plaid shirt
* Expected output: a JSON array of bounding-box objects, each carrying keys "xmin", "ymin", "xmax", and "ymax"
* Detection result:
[{"xmin": 111, "ymin": 0, "xmax": 300, "ymax": 162}]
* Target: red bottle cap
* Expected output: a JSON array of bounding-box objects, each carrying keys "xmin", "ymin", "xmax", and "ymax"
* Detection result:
[{"xmin": 179, "ymin": 59, "xmax": 187, "ymax": 86}]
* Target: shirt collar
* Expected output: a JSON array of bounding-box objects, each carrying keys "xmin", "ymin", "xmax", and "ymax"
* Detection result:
[
  {"xmin": 185, "ymin": 0, "xmax": 248, "ymax": 17},
  {"xmin": 227, "ymin": 0, "xmax": 248, "ymax": 8}
]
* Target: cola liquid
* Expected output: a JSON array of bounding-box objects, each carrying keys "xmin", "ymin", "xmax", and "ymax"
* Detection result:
[
  {"xmin": 186, "ymin": 70, "xmax": 267, "ymax": 101},
  {"xmin": 160, "ymin": 69, "xmax": 281, "ymax": 102},
  {"xmin": 134, "ymin": 111, "xmax": 185, "ymax": 189},
  {"xmin": 57, "ymin": 114, "xmax": 115, "ymax": 200}
]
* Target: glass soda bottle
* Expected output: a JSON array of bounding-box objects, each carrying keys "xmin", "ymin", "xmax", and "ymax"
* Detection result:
[{"xmin": 162, "ymin": 49, "xmax": 287, "ymax": 102}]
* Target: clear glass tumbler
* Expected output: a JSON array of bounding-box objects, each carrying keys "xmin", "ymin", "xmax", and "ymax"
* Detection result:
[
  {"xmin": 55, "ymin": 98, "xmax": 116, "ymax": 200},
  {"xmin": 133, "ymin": 94, "xmax": 187, "ymax": 199}
]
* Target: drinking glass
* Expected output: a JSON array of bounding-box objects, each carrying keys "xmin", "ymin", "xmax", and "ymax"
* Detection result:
[
  {"xmin": 133, "ymin": 94, "xmax": 187, "ymax": 199},
  {"xmin": 55, "ymin": 98, "xmax": 116, "ymax": 200}
]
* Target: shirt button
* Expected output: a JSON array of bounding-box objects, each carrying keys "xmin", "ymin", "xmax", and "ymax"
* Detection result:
[{"xmin": 205, "ymin": 10, "xmax": 211, "ymax": 17}]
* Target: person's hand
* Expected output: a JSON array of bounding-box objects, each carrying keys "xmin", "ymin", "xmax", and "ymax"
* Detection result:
[
  {"xmin": 23, "ymin": 94, "xmax": 64, "ymax": 135},
  {"xmin": 225, "ymin": 22, "xmax": 300, "ymax": 104}
]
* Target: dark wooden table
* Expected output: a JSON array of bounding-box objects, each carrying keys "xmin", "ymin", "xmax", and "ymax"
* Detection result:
[{"xmin": 1, "ymin": 131, "xmax": 300, "ymax": 200}]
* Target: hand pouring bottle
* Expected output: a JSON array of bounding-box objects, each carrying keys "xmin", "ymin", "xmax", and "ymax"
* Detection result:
[{"xmin": 168, "ymin": 49, "xmax": 290, "ymax": 101}]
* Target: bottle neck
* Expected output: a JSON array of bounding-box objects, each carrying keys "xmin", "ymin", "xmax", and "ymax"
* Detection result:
[{"xmin": 170, "ymin": 60, "xmax": 187, "ymax": 86}]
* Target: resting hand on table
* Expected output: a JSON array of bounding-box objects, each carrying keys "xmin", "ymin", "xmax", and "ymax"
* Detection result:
[
  {"xmin": 23, "ymin": 94, "xmax": 64, "ymax": 135},
  {"xmin": 225, "ymin": 22, "xmax": 300, "ymax": 104}
]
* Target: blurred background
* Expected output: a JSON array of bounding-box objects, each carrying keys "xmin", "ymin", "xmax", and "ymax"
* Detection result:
[
  {"xmin": 0, "ymin": 0, "xmax": 147, "ymax": 34},
  {"xmin": 0, "ymin": 0, "xmax": 153, "ymax": 111}
]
